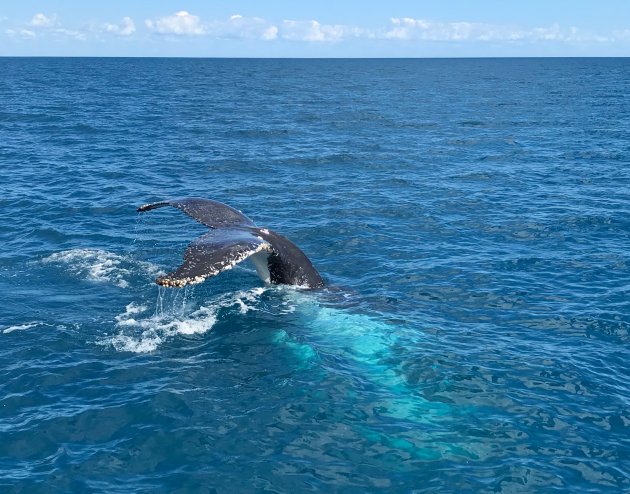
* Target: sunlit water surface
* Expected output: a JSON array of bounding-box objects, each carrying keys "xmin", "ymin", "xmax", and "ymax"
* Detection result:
[{"xmin": 0, "ymin": 58, "xmax": 629, "ymax": 492}]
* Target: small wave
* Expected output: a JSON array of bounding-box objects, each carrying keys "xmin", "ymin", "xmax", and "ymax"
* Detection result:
[
  {"xmin": 103, "ymin": 302, "xmax": 218, "ymax": 353},
  {"xmin": 42, "ymin": 249, "xmax": 163, "ymax": 288},
  {"xmin": 102, "ymin": 287, "xmax": 276, "ymax": 353},
  {"xmin": 234, "ymin": 286, "xmax": 266, "ymax": 314},
  {"xmin": 2, "ymin": 321, "xmax": 44, "ymax": 334}
]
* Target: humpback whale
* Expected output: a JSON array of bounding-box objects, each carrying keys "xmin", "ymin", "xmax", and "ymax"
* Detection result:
[{"xmin": 137, "ymin": 198, "xmax": 324, "ymax": 289}]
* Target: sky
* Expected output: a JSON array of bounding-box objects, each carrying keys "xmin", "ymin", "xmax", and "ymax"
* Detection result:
[{"xmin": 1, "ymin": 1, "xmax": 629, "ymax": 57}]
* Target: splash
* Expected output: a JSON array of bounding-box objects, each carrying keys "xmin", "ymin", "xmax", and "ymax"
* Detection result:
[
  {"xmin": 42, "ymin": 249, "xmax": 163, "ymax": 288},
  {"xmin": 234, "ymin": 286, "xmax": 266, "ymax": 314},
  {"xmin": 103, "ymin": 301, "xmax": 218, "ymax": 353},
  {"xmin": 103, "ymin": 286, "xmax": 275, "ymax": 353},
  {"xmin": 2, "ymin": 321, "xmax": 44, "ymax": 334},
  {"xmin": 100, "ymin": 284, "xmax": 473, "ymax": 457}
]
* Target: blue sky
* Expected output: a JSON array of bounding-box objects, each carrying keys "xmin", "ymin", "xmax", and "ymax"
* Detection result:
[{"xmin": 2, "ymin": 1, "xmax": 629, "ymax": 57}]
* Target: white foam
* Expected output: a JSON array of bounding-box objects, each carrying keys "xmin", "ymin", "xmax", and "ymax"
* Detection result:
[
  {"xmin": 102, "ymin": 287, "xmax": 274, "ymax": 353},
  {"xmin": 233, "ymin": 286, "xmax": 266, "ymax": 314},
  {"xmin": 100, "ymin": 301, "xmax": 218, "ymax": 353},
  {"xmin": 98, "ymin": 285, "xmax": 326, "ymax": 354},
  {"xmin": 108, "ymin": 333, "xmax": 163, "ymax": 353},
  {"xmin": 114, "ymin": 302, "xmax": 149, "ymax": 326},
  {"xmin": 3, "ymin": 321, "xmax": 43, "ymax": 334},
  {"xmin": 42, "ymin": 249, "xmax": 164, "ymax": 288}
]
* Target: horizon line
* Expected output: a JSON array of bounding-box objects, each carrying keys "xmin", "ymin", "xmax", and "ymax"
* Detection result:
[{"xmin": 0, "ymin": 55, "xmax": 629, "ymax": 60}]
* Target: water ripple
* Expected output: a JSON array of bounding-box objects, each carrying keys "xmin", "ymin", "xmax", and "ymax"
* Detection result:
[{"xmin": 0, "ymin": 57, "xmax": 629, "ymax": 493}]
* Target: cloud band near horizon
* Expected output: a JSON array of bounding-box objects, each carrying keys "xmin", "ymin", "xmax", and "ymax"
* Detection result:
[{"xmin": 2, "ymin": 11, "xmax": 630, "ymax": 55}]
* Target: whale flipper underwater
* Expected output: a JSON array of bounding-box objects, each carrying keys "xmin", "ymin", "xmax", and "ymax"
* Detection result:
[{"xmin": 137, "ymin": 198, "xmax": 324, "ymax": 289}]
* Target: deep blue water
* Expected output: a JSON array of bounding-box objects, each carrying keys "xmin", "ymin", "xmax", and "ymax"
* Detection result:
[{"xmin": 0, "ymin": 57, "xmax": 629, "ymax": 493}]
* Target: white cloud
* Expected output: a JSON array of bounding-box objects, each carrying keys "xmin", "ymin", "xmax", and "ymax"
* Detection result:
[
  {"xmin": 262, "ymin": 25, "xmax": 279, "ymax": 41},
  {"xmin": 386, "ymin": 17, "xmax": 503, "ymax": 41},
  {"xmin": 6, "ymin": 11, "xmax": 623, "ymax": 50},
  {"xmin": 145, "ymin": 12, "xmax": 279, "ymax": 40},
  {"xmin": 138, "ymin": 12, "xmax": 619, "ymax": 46},
  {"xmin": 100, "ymin": 17, "xmax": 136, "ymax": 37},
  {"xmin": 6, "ymin": 14, "xmax": 88, "ymax": 41},
  {"xmin": 143, "ymin": 12, "xmax": 357, "ymax": 43},
  {"xmin": 23, "ymin": 12, "xmax": 88, "ymax": 40},
  {"xmin": 53, "ymin": 27, "xmax": 87, "ymax": 41},
  {"xmin": 145, "ymin": 11, "xmax": 205, "ymax": 36},
  {"xmin": 5, "ymin": 28, "xmax": 37, "ymax": 39},
  {"xmin": 281, "ymin": 20, "xmax": 356, "ymax": 42},
  {"xmin": 214, "ymin": 14, "xmax": 278, "ymax": 40},
  {"xmin": 384, "ymin": 17, "xmax": 609, "ymax": 44},
  {"xmin": 30, "ymin": 13, "xmax": 56, "ymax": 27},
  {"xmin": 614, "ymin": 29, "xmax": 630, "ymax": 41},
  {"xmin": 388, "ymin": 17, "xmax": 430, "ymax": 39},
  {"xmin": 530, "ymin": 24, "xmax": 563, "ymax": 41}
]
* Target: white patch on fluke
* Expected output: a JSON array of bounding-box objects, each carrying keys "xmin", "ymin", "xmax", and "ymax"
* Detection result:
[
  {"xmin": 158, "ymin": 242, "xmax": 271, "ymax": 287},
  {"xmin": 249, "ymin": 250, "xmax": 271, "ymax": 284}
]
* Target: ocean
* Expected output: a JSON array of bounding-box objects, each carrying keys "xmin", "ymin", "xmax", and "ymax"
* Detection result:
[{"xmin": 0, "ymin": 57, "xmax": 628, "ymax": 492}]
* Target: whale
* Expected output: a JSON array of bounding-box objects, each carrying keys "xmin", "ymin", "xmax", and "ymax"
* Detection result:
[
  {"xmin": 128, "ymin": 202, "xmax": 478, "ymax": 459},
  {"xmin": 137, "ymin": 198, "xmax": 324, "ymax": 289}
]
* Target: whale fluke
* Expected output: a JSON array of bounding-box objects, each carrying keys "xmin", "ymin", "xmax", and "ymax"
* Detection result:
[
  {"xmin": 137, "ymin": 198, "xmax": 255, "ymax": 229},
  {"xmin": 138, "ymin": 198, "xmax": 324, "ymax": 289}
]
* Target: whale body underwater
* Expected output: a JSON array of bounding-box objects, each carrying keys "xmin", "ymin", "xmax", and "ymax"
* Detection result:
[
  {"xmin": 135, "ymin": 198, "xmax": 472, "ymax": 459},
  {"xmin": 137, "ymin": 198, "xmax": 324, "ymax": 289}
]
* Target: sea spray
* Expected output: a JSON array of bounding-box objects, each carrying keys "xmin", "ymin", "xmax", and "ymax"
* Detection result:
[
  {"xmin": 42, "ymin": 248, "xmax": 163, "ymax": 289},
  {"xmin": 104, "ymin": 286, "xmax": 275, "ymax": 353}
]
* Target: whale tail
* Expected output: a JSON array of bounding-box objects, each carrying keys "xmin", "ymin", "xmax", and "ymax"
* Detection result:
[
  {"xmin": 138, "ymin": 198, "xmax": 324, "ymax": 288},
  {"xmin": 137, "ymin": 198, "xmax": 255, "ymax": 229}
]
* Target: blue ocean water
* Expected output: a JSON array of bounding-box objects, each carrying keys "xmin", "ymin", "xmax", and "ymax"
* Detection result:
[{"xmin": 0, "ymin": 57, "xmax": 629, "ymax": 492}]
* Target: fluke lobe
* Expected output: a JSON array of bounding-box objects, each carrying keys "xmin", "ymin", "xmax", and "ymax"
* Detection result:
[{"xmin": 137, "ymin": 198, "xmax": 324, "ymax": 289}]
